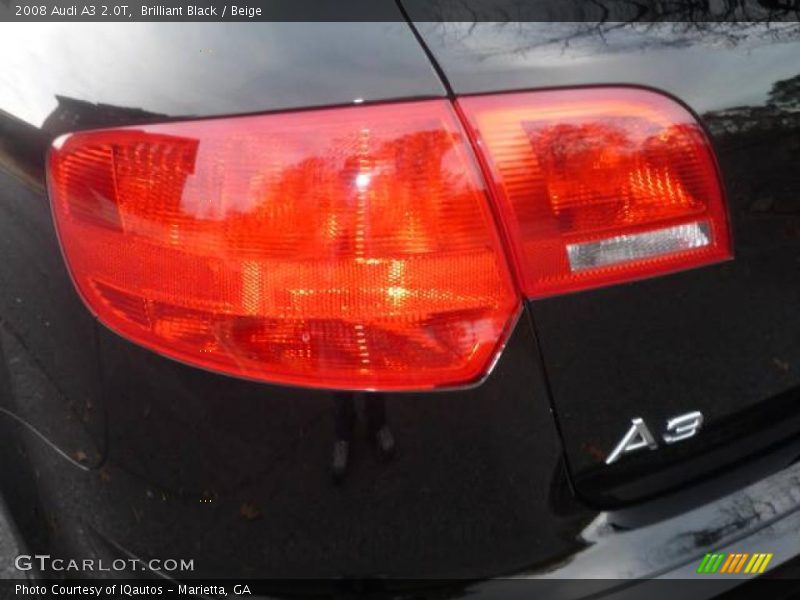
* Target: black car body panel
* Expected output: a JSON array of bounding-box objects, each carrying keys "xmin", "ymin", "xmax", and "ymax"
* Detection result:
[
  {"xmin": 405, "ymin": 10, "xmax": 800, "ymax": 506},
  {"xmin": 1, "ymin": 2, "xmax": 800, "ymax": 589}
]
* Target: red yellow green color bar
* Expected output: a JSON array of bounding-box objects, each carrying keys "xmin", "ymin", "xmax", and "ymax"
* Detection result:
[{"xmin": 696, "ymin": 552, "xmax": 773, "ymax": 574}]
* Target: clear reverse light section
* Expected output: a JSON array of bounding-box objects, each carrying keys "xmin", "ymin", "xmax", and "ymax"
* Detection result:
[{"xmin": 567, "ymin": 221, "xmax": 711, "ymax": 271}]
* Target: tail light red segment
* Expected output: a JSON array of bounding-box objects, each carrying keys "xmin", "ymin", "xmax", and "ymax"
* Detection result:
[
  {"xmin": 48, "ymin": 100, "xmax": 519, "ymax": 390},
  {"xmin": 457, "ymin": 88, "xmax": 731, "ymax": 298},
  {"xmin": 49, "ymin": 88, "xmax": 732, "ymax": 390}
]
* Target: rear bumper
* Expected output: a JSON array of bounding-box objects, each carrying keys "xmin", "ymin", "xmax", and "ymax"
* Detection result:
[{"xmin": 493, "ymin": 459, "xmax": 800, "ymax": 599}]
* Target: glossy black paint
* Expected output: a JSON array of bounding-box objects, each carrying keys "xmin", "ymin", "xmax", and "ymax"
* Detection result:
[
  {"xmin": 1, "ymin": 4, "xmax": 799, "ymax": 587},
  {"xmin": 409, "ymin": 14, "xmax": 800, "ymax": 506},
  {"xmin": 1, "ymin": 20, "xmax": 444, "ymax": 129}
]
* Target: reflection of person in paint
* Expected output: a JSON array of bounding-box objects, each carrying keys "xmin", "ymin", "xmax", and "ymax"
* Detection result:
[{"xmin": 332, "ymin": 392, "xmax": 395, "ymax": 482}]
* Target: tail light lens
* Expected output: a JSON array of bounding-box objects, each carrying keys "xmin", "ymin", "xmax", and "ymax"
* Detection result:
[
  {"xmin": 48, "ymin": 100, "xmax": 519, "ymax": 391},
  {"xmin": 457, "ymin": 88, "xmax": 731, "ymax": 298},
  {"xmin": 49, "ymin": 89, "xmax": 731, "ymax": 390}
]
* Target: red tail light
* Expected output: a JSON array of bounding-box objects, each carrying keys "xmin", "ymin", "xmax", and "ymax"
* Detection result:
[
  {"xmin": 48, "ymin": 101, "xmax": 519, "ymax": 390},
  {"xmin": 48, "ymin": 88, "xmax": 730, "ymax": 390},
  {"xmin": 457, "ymin": 88, "xmax": 731, "ymax": 298}
]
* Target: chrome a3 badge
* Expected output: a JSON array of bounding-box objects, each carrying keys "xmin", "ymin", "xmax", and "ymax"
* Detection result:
[{"xmin": 606, "ymin": 411, "xmax": 704, "ymax": 464}]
